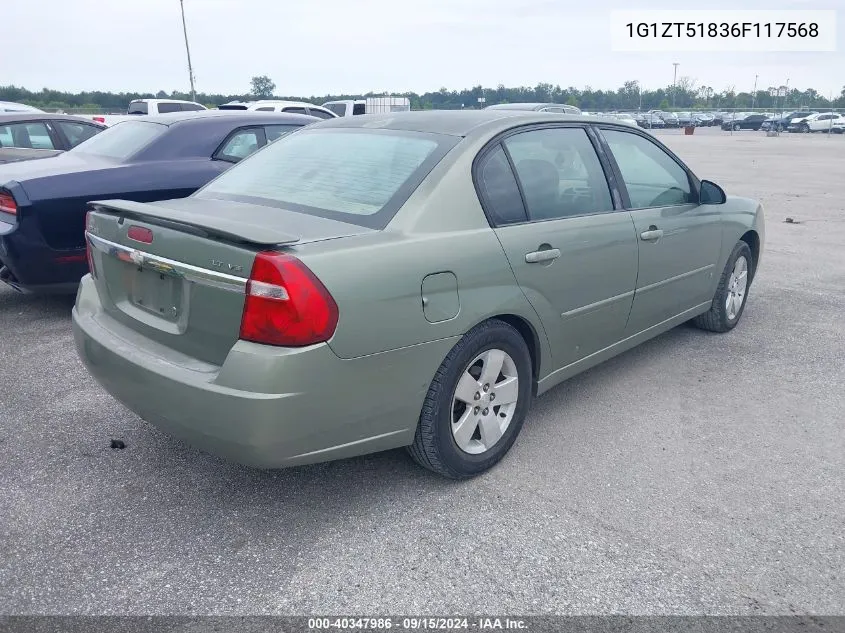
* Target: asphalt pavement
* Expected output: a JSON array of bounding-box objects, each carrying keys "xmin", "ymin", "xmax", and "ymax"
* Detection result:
[{"xmin": 1, "ymin": 127, "xmax": 843, "ymax": 615}]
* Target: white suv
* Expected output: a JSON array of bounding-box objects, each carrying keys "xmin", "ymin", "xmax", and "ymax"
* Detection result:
[
  {"xmin": 217, "ymin": 100, "xmax": 337, "ymax": 119},
  {"xmin": 790, "ymin": 112, "xmax": 845, "ymax": 133}
]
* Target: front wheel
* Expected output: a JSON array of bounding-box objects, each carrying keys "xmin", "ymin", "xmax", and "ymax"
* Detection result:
[
  {"xmin": 693, "ymin": 241, "xmax": 754, "ymax": 333},
  {"xmin": 408, "ymin": 319, "xmax": 533, "ymax": 478},
  {"xmin": 775, "ymin": 123, "xmax": 784, "ymax": 132},
  {"xmin": 733, "ymin": 123, "xmax": 741, "ymax": 131},
  {"xmin": 801, "ymin": 123, "xmax": 810, "ymax": 133}
]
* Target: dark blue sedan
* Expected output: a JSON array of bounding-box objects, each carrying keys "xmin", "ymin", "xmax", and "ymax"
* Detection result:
[{"xmin": 0, "ymin": 111, "xmax": 316, "ymax": 293}]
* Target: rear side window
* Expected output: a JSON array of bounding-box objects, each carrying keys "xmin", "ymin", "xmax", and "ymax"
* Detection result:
[
  {"xmin": 180, "ymin": 103, "xmax": 205, "ymax": 111},
  {"xmin": 196, "ymin": 129, "xmax": 457, "ymax": 228},
  {"xmin": 216, "ymin": 128, "xmax": 263, "ymax": 162},
  {"xmin": 56, "ymin": 121, "xmax": 101, "ymax": 147},
  {"xmin": 475, "ymin": 145, "xmax": 526, "ymax": 225},
  {"xmin": 352, "ymin": 103, "xmax": 366, "ymax": 115},
  {"xmin": 157, "ymin": 103, "xmax": 182, "ymax": 114},
  {"xmin": 265, "ymin": 124, "xmax": 299, "ymax": 142},
  {"xmin": 255, "ymin": 107, "xmax": 276, "ymax": 112},
  {"xmin": 503, "ymin": 127, "xmax": 613, "ymax": 220},
  {"xmin": 307, "ymin": 108, "xmax": 335, "ymax": 119},
  {"xmin": 0, "ymin": 122, "xmax": 55, "ymax": 149},
  {"xmin": 70, "ymin": 120, "xmax": 166, "ymax": 160},
  {"xmin": 282, "ymin": 107, "xmax": 308, "ymax": 115},
  {"xmin": 127, "ymin": 101, "xmax": 148, "ymax": 115}
]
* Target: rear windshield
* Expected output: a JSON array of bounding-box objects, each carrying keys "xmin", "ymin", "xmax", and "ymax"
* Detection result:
[
  {"xmin": 70, "ymin": 120, "xmax": 166, "ymax": 160},
  {"xmin": 195, "ymin": 128, "xmax": 457, "ymax": 228}
]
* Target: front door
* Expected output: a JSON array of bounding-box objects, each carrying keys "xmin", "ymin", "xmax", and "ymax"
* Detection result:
[
  {"xmin": 476, "ymin": 125, "xmax": 639, "ymax": 370},
  {"xmin": 598, "ymin": 128, "xmax": 723, "ymax": 335}
]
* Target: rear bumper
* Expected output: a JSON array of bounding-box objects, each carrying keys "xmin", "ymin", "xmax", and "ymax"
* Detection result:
[
  {"xmin": 0, "ymin": 218, "xmax": 87, "ymax": 293},
  {"xmin": 72, "ymin": 276, "xmax": 456, "ymax": 468}
]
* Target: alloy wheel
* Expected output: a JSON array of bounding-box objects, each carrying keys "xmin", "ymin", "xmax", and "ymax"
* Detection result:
[
  {"xmin": 725, "ymin": 256, "xmax": 749, "ymax": 320},
  {"xmin": 450, "ymin": 349, "xmax": 519, "ymax": 455}
]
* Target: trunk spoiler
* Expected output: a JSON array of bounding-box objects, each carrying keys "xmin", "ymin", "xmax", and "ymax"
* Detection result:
[{"xmin": 89, "ymin": 199, "xmax": 301, "ymax": 246}]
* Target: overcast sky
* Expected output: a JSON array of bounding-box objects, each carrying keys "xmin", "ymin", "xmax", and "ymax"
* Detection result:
[{"xmin": 4, "ymin": 0, "xmax": 843, "ymax": 97}]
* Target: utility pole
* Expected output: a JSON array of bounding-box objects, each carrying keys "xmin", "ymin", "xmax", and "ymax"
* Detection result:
[
  {"xmin": 672, "ymin": 62, "xmax": 679, "ymax": 109},
  {"xmin": 179, "ymin": 0, "xmax": 196, "ymax": 101}
]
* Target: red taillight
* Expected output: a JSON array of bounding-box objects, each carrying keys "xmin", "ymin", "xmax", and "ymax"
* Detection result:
[
  {"xmin": 93, "ymin": 116, "xmax": 106, "ymax": 123},
  {"xmin": 127, "ymin": 225, "xmax": 153, "ymax": 244},
  {"xmin": 239, "ymin": 252, "xmax": 339, "ymax": 347},
  {"xmin": 0, "ymin": 191, "xmax": 17, "ymax": 215}
]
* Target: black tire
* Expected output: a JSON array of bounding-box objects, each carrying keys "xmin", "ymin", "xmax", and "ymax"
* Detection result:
[
  {"xmin": 801, "ymin": 123, "xmax": 810, "ymax": 133},
  {"xmin": 408, "ymin": 319, "xmax": 533, "ymax": 479},
  {"xmin": 775, "ymin": 123, "xmax": 784, "ymax": 132},
  {"xmin": 733, "ymin": 123, "xmax": 741, "ymax": 131},
  {"xmin": 693, "ymin": 241, "xmax": 754, "ymax": 333}
]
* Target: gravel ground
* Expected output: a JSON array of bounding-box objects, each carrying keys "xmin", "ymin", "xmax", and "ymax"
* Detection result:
[{"xmin": 1, "ymin": 127, "xmax": 843, "ymax": 615}]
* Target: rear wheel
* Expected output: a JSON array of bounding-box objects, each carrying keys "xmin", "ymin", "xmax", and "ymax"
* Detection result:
[
  {"xmin": 408, "ymin": 319, "xmax": 533, "ymax": 479},
  {"xmin": 801, "ymin": 123, "xmax": 810, "ymax": 133},
  {"xmin": 733, "ymin": 123, "xmax": 741, "ymax": 131},
  {"xmin": 693, "ymin": 241, "xmax": 753, "ymax": 333},
  {"xmin": 775, "ymin": 123, "xmax": 784, "ymax": 132}
]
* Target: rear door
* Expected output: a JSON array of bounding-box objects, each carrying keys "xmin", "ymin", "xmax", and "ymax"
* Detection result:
[
  {"xmin": 597, "ymin": 127, "xmax": 722, "ymax": 335},
  {"xmin": 478, "ymin": 124, "xmax": 639, "ymax": 370}
]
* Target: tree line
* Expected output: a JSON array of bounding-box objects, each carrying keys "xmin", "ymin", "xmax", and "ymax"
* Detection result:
[{"xmin": 2, "ymin": 78, "xmax": 844, "ymax": 114}]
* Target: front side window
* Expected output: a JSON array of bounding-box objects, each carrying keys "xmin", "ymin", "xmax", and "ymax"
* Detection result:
[
  {"xmin": 197, "ymin": 128, "xmax": 453, "ymax": 227},
  {"xmin": 180, "ymin": 103, "xmax": 205, "ymax": 111},
  {"xmin": 56, "ymin": 121, "xmax": 101, "ymax": 147},
  {"xmin": 282, "ymin": 107, "xmax": 308, "ymax": 115},
  {"xmin": 503, "ymin": 127, "xmax": 613, "ymax": 221},
  {"xmin": 602, "ymin": 129, "xmax": 693, "ymax": 209},
  {"xmin": 0, "ymin": 122, "xmax": 55, "ymax": 149},
  {"xmin": 324, "ymin": 103, "xmax": 347, "ymax": 116},
  {"xmin": 216, "ymin": 129, "xmax": 263, "ymax": 162}
]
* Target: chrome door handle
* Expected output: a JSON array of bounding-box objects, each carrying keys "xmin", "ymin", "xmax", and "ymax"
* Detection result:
[
  {"xmin": 640, "ymin": 228, "xmax": 664, "ymax": 241},
  {"xmin": 525, "ymin": 248, "xmax": 561, "ymax": 263}
]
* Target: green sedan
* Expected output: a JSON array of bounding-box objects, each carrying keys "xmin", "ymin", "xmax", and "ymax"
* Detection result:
[{"xmin": 73, "ymin": 111, "xmax": 765, "ymax": 478}]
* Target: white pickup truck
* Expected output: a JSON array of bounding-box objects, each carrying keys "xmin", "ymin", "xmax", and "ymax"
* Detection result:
[
  {"xmin": 322, "ymin": 96, "xmax": 411, "ymax": 117},
  {"xmin": 88, "ymin": 99, "xmax": 207, "ymax": 126}
]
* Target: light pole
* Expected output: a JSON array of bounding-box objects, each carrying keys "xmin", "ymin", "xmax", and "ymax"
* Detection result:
[
  {"xmin": 751, "ymin": 74, "xmax": 758, "ymax": 109},
  {"xmin": 672, "ymin": 62, "xmax": 679, "ymax": 109},
  {"xmin": 179, "ymin": 0, "xmax": 196, "ymax": 101}
]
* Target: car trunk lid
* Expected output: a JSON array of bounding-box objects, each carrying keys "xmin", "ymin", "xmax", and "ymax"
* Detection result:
[{"xmin": 86, "ymin": 197, "xmax": 372, "ymax": 365}]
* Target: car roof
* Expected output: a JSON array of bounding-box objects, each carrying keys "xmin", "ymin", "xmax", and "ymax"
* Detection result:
[
  {"xmin": 0, "ymin": 112, "xmax": 106, "ymax": 125},
  {"xmin": 306, "ymin": 110, "xmax": 621, "ymax": 138},
  {"xmin": 125, "ymin": 111, "xmax": 320, "ymax": 126}
]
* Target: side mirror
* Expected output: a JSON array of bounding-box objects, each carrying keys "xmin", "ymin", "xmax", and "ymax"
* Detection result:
[{"xmin": 700, "ymin": 180, "xmax": 727, "ymax": 205}]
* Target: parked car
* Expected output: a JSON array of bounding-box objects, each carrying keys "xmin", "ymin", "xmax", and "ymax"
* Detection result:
[
  {"xmin": 323, "ymin": 97, "xmax": 412, "ymax": 117},
  {"xmin": 788, "ymin": 112, "xmax": 845, "ymax": 133},
  {"xmin": 218, "ymin": 100, "xmax": 338, "ymax": 119},
  {"xmin": 676, "ymin": 112, "xmax": 696, "ymax": 127},
  {"xmin": 693, "ymin": 113, "xmax": 714, "ymax": 126},
  {"xmin": 0, "ymin": 113, "xmax": 106, "ymax": 164},
  {"xmin": 0, "ymin": 101, "xmax": 44, "ymax": 113},
  {"xmin": 485, "ymin": 103, "xmax": 583, "ymax": 115},
  {"xmin": 651, "ymin": 111, "xmax": 679, "ymax": 127},
  {"xmin": 637, "ymin": 113, "xmax": 666, "ymax": 129},
  {"xmin": 761, "ymin": 111, "xmax": 816, "ymax": 132},
  {"xmin": 0, "ymin": 111, "xmax": 316, "ymax": 293},
  {"xmin": 87, "ymin": 99, "xmax": 207, "ymax": 127},
  {"xmin": 722, "ymin": 114, "xmax": 768, "ymax": 131},
  {"xmin": 73, "ymin": 110, "xmax": 764, "ymax": 478},
  {"xmin": 609, "ymin": 113, "xmax": 640, "ymax": 128}
]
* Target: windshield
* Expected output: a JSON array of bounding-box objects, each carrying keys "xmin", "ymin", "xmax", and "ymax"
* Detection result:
[
  {"xmin": 196, "ymin": 128, "xmax": 457, "ymax": 228},
  {"xmin": 69, "ymin": 120, "xmax": 166, "ymax": 160}
]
